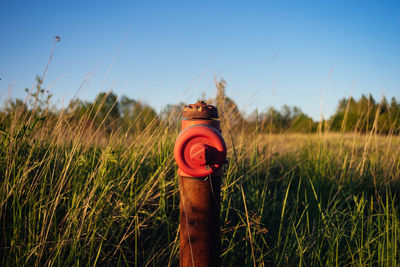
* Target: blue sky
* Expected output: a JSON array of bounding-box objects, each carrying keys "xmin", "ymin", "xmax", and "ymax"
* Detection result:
[{"xmin": 1, "ymin": 0, "xmax": 399, "ymax": 120}]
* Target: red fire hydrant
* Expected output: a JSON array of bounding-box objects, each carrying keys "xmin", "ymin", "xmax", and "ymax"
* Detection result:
[{"xmin": 174, "ymin": 101, "xmax": 227, "ymax": 267}]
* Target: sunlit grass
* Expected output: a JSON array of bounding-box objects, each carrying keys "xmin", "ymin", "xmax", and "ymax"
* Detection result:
[{"xmin": 1, "ymin": 98, "xmax": 400, "ymax": 266}]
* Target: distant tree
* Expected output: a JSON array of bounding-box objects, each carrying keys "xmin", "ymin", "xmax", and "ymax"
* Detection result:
[
  {"xmin": 390, "ymin": 97, "xmax": 398, "ymax": 110},
  {"xmin": 330, "ymin": 96, "xmax": 361, "ymax": 132},
  {"xmin": 67, "ymin": 99, "xmax": 92, "ymax": 123},
  {"xmin": 254, "ymin": 107, "xmax": 279, "ymax": 133},
  {"xmin": 120, "ymin": 95, "xmax": 137, "ymax": 124},
  {"xmin": 160, "ymin": 103, "xmax": 185, "ymax": 120},
  {"xmin": 289, "ymin": 113, "xmax": 316, "ymax": 133},
  {"xmin": 336, "ymin": 97, "xmax": 349, "ymax": 113},
  {"xmin": 119, "ymin": 95, "xmax": 158, "ymax": 132},
  {"xmin": 327, "ymin": 94, "xmax": 400, "ymax": 134},
  {"xmin": 379, "ymin": 96, "xmax": 389, "ymax": 114},
  {"xmin": 389, "ymin": 97, "xmax": 400, "ymax": 134},
  {"xmin": 1, "ymin": 99, "xmax": 30, "ymax": 127},
  {"xmin": 92, "ymin": 92, "xmax": 120, "ymax": 130},
  {"xmin": 6, "ymin": 99, "xmax": 29, "ymax": 115},
  {"xmin": 159, "ymin": 102, "xmax": 185, "ymax": 130}
]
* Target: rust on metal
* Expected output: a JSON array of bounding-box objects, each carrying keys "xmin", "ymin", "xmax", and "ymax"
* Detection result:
[
  {"xmin": 180, "ymin": 175, "xmax": 221, "ymax": 267},
  {"xmin": 182, "ymin": 100, "xmax": 219, "ymax": 119}
]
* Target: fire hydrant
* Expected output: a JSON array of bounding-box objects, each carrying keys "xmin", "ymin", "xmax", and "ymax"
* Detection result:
[{"xmin": 174, "ymin": 101, "xmax": 227, "ymax": 267}]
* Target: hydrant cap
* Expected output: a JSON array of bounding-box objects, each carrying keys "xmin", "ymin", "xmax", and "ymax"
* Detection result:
[
  {"xmin": 174, "ymin": 125, "xmax": 227, "ymax": 177},
  {"xmin": 182, "ymin": 101, "xmax": 218, "ymax": 119}
]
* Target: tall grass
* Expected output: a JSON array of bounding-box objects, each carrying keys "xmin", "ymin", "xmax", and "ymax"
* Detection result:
[{"xmin": 1, "ymin": 94, "xmax": 400, "ymax": 266}]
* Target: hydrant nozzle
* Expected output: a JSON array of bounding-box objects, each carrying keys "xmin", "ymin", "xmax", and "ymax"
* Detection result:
[{"xmin": 174, "ymin": 101, "xmax": 226, "ymax": 178}]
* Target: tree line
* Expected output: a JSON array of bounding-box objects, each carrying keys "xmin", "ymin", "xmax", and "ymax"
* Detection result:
[{"xmin": 1, "ymin": 77, "xmax": 400, "ymax": 135}]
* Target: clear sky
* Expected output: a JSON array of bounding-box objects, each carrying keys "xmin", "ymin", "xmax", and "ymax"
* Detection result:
[{"xmin": 1, "ymin": 0, "xmax": 399, "ymax": 120}]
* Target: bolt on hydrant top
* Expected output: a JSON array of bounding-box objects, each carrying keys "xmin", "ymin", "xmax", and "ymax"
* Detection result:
[{"xmin": 182, "ymin": 101, "xmax": 218, "ymax": 119}]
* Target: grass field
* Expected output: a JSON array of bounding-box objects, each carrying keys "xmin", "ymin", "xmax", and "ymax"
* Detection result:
[{"xmin": 1, "ymin": 108, "xmax": 400, "ymax": 266}]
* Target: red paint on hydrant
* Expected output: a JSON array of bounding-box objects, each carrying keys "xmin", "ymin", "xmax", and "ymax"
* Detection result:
[
  {"xmin": 174, "ymin": 124, "xmax": 226, "ymax": 178},
  {"xmin": 190, "ymin": 143, "xmax": 208, "ymax": 165}
]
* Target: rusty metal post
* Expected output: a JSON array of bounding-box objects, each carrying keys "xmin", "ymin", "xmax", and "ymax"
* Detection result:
[{"xmin": 174, "ymin": 101, "xmax": 227, "ymax": 267}]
